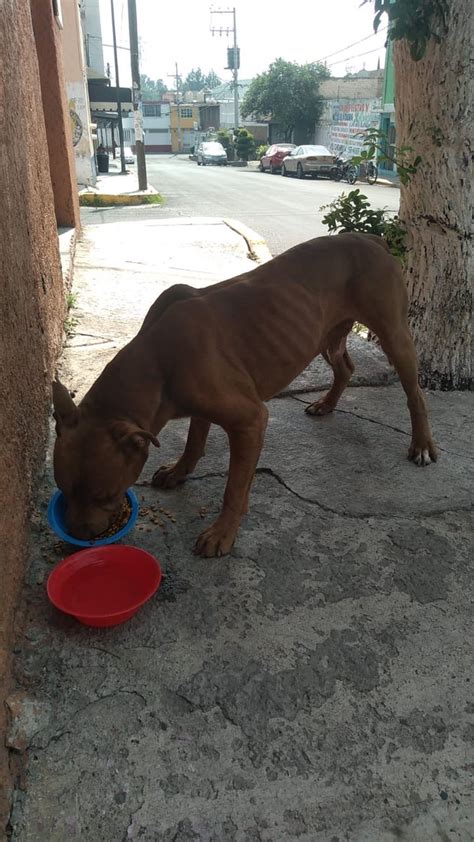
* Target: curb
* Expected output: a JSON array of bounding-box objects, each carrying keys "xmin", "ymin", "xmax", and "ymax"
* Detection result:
[{"xmin": 223, "ymin": 218, "xmax": 273, "ymax": 264}]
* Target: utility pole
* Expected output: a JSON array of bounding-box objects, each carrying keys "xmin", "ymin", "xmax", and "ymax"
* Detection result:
[
  {"xmin": 128, "ymin": 0, "xmax": 147, "ymax": 189},
  {"xmin": 168, "ymin": 63, "xmax": 182, "ymax": 153},
  {"xmin": 110, "ymin": 0, "xmax": 126, "ymax": 173},
  {"xmin": 231, "ymin": 8, "xmax": 239, "ymax": 131},
  {"xmin": 210, "ymin": 7, "xmax": 240, "ymax": 133}
]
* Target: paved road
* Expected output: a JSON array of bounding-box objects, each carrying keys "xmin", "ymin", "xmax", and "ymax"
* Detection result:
[{"xmin": 81, "ymin": 154, "xmax": 400, "ymax": 256}]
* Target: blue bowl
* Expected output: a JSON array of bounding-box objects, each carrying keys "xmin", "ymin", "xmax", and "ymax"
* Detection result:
[{"xmin": 47, "ymin": 488, "xmax": 139, "ymax": 547}]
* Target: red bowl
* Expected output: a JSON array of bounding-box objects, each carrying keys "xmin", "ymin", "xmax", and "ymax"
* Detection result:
[{"xmin": 47, "ymin": 545, "xmax": 162, "ymax": 627}]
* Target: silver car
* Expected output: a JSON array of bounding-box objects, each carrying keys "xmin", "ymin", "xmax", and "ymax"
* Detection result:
[
  {"xmin": 281, "ymin": 145, "xmax": 335, "ymax": 179},
  {"xmin": 196, "ymin": 141, "xmax": 228, "ymax": 166}
]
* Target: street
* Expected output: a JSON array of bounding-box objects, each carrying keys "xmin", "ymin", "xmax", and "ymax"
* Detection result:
[{"xmin": 81, "ymin": 154, "xmax": 400, "ymax": 255}]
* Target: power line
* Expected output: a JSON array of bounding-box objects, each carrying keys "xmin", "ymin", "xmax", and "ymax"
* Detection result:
[
  {"xmin": 315, "ymin": 26, "xmax": 388, "ymax": 64},
  {"xmin": 326, "ymin": 45, "xmax": 385, "ymax": 68}
]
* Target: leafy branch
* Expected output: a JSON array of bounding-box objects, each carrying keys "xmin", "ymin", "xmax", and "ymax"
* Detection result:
[
  {"xmin": 320, "ymin": 189, "xmax": 407, "ymax": 261},
  {"xmin": 367, "ymin": 0, "xmax": 448, "ymax": 61},
  {"xmin": 351, "ymin": 128, "xmax": 422, "ymax": 186}
]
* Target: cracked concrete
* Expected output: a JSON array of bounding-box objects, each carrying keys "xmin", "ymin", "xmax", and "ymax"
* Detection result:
[{"xmin": 7, "ymin": 219, "xmax": 473, "ymax": 841}]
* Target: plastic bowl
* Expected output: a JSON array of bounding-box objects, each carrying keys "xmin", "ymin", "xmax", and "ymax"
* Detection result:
[
  {"xmin": 47, "ymin": 488, "xmax": 139, "ymax": 547},
  {"xmin": 47, "ymin": 544, "xmax": 162, "ymax": 627}
]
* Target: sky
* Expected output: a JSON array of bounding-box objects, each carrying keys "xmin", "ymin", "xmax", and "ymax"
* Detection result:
[{"xmin": 99, "ymin": 0, "xmax": 388, "ymax": 89}]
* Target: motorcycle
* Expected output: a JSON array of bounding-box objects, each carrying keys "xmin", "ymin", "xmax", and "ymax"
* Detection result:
[{"xmin": 330, "ymin": 157, "xmax": 358, "ymax": 185}]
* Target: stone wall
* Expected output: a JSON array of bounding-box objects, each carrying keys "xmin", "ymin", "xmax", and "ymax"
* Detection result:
[{"xmin": 0, "ymin": 0, "xmax": 66, "ymax": 828}]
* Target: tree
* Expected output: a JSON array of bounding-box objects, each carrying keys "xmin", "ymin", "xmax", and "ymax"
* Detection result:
[
  {"xmin": 371, "ymin": 0, "xmax": 471, "ymax": 388},
  {"xmin": 140, "ymin": 74, "xmax": 167, "ymax": 101},
  {"xmin": 182, "ymin": 67, "xmax": 207, "ymax": 93},
  {"xmin": 241, "ymin": 58, "xmax": 329, "ymax": 142},
  {"xmin": 182, "ymin": 68, "xmax": 221, "ymax": 94},
  {"xmin": 235, "ymin": 128, "xmax": 256, "ymax": 162},
  {"xmin": 206, "ymin": 70, "xmax": 221, "ymax": 90}
]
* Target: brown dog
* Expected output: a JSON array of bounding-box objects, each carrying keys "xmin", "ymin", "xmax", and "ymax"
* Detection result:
[{"xmin": 52, "ymin": 233, "xmax": 436, "ymax": 556}]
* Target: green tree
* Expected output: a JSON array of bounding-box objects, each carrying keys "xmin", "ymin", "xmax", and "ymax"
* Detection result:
[
  {"xmin": 182, "ymin": 68, "xmax": 206, "ymax": 92},
  {"xmin": 217, "ymin": 129, "xmax": 234, "ymax": 160},
  {"xmin": 140, "ymin": 74, "xmax": 167, "ymax": 100},
  {"xmin": 234, "ymin": 128, "xmax": 256, "ymax": 161},
  {"xmin": 182, "ymin": 68, "xmax": 222, "ymax": 93},
  {"xmin": 205, "ymin": 70, "xmax": 222, "ymax": 89},
  {"xmin": 241, "ymin": 58, "xmax": 329, "ymax": 142}
]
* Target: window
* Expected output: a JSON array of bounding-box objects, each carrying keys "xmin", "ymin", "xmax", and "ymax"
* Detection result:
[
  {"xmin": 143, "ymin": 104, "xmax": 161, "ymax": 117},
  {"xmin": 180, "ymin": 106, "xmax": 193, "ymax": 118}
]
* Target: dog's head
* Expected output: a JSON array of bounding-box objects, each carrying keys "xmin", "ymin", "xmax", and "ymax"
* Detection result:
[{"xmin": 52, "ymin": 380, "xmax": 159, "ymax": 539}]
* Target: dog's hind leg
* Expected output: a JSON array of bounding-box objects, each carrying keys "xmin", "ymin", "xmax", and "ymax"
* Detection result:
[
  {"xmin": 152, "ymin": 417, "xmax": 211, "ymax": 489},
  {"xmin": 305, "ymin": 320, "xmax": 355, "ymax": 417},
  {"xmin": 376, "ymin": 325, "xmax": 437, "ymax": 466}
]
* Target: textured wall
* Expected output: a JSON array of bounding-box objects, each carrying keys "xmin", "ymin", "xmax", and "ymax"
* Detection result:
[
  {"xmin": 30, "ymin": 0, "xmax": 80, "ymax": 227},
  {"xmin": 0, "ymin": 0, "xmax": 65, "ymax": 828}
]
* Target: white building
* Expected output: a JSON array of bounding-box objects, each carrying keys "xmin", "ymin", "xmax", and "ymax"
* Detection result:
[
  {"xmin": 80, "ymin": 0, "xmax": 105, "ymax": 77},
  {"xmin": 122, "ymin": 102, "xmax": 172, "ymax": 153}
]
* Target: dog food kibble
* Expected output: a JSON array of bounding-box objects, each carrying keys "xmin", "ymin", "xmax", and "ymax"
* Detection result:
[{"xmin": 95, "ymin": 497, "xmax": 132, "ymax": 539}]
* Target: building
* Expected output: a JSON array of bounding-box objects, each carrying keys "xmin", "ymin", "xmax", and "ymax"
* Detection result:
[
  {"xmin": 378, "ymin": 41, "xmax": 397, "ymax": 177},
  {"xmin": 210, "ymin": 80, "xmax": 268, "ymax": 143},
  {"xmin": 80, "ymin": 0, "xmax": 132, "ymax": 155},
  {"xmin": 62, "ymin": 0, "xmax": 96, "ymax": 186},
  {"xmin": 80, "ymin": 0, "xmax": 105, "ymax": 77},
  {"xmin": 314, "ymin": 71, "xmax": 384, "ymax": 158},
  {"xmin": 122, "ymin": 101, "xmax": 172, "ymax": 153},
  {"xmin": 1, "ymin": 0, "xmax": 80, "ymax": 820},
  {"xmin": 170, "ymin": 103, "xmax": 201, "ymax": 153}
]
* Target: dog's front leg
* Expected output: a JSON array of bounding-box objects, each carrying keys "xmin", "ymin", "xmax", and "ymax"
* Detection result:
[
  {"xmin": 194, "ymin": 404, "xmax": 268, "ymax": 558},
  {"xmin": 152, "ymin": 417, "xmax": 211, "ymax": 489}
]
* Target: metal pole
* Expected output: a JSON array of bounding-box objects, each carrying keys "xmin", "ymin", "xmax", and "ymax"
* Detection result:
[
  {"xmin": 176, "ymin": 63, "xmax": 181, "ymax": 153},
  {"xmin": 233, "ymin": 8, "xmax": 239, "ymax": 131},
  {"xmin": 110, "ymin": 0, "xmax": 126, "ymax": 173},
  {"xmin": 128, "ymin": 0, "xmax": 147, "ymax": 189}
]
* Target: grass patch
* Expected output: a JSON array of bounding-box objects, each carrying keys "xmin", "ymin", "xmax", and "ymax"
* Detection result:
[
  {"xmin": 79, "ymin": 193, "xmax": 163, "ymax": 208},
  {"xmin": 65, "ymin": 291, "xmax": 79, "ymax": 337}
]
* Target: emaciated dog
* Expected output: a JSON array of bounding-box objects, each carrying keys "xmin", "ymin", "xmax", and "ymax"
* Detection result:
[{"xmin": 52, "ymin": 233, "xmax": 437, "ymax": 557}]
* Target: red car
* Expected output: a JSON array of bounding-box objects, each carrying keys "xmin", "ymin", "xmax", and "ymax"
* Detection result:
[{"xmin": 259, "ymin": 143, "xmax": 296, "ymax": 174}]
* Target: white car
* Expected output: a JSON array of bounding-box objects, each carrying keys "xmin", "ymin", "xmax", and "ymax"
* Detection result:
[
  {"xmin": 123, "ymin": 147, "xmax": 135, "ymax": 164},
  {"xmin": 196, "ymin": 141, "xmax": 228, "ymax": 166},
  {"xmin": 281, "ymin": 145, "xmax": 335, "ymax": 179}
]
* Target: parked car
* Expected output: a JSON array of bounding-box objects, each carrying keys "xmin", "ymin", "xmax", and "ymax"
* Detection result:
[
  {"xmin": 196, "ymin": 141, "xmax": 228, "ymax": 166},
  {"xmin": 123, "ymin": 147, "xmax": 135, "ymax": 164},
  {"xmin": 281, "ymin": 145, "xmax": 335, "ymax": 179},
  {"xmin": 259, "ymin": 143, "xmax": 296, "ymax": 173}
]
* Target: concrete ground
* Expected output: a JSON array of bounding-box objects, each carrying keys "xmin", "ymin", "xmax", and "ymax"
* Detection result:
[{"xmin": 6, "ymin": 216, "xmax": 473, "ymax": 841}]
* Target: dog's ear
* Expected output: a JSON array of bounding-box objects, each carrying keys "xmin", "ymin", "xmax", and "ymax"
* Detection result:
[
  {"xmin": 52, "ymin": 379, "xmax": 78, "ymax": 429},
  {"xmin": 111, "ymin": 421, "xmax": 160, "ymax": 454}
]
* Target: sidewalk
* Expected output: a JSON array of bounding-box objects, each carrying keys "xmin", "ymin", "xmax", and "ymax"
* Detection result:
[
  {"xmin": 79, "ymin": 159, "xmax": 162, "ymax": 206},
  {"xmin": 6, "ymin": 217, "xmax": 473, "ymax": 841}
]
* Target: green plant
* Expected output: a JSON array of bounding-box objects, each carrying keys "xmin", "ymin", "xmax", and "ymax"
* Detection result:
[
  {"xmin": 235, "ymin": 128, "xmax": 256, "ymax": 162},
  {"xmin": 64, "ymin": 291, "xmax": 79, "ymax": 337},
  {"xmin": 217, "ymin": 129, "xmax": 234, "ymax": 160},
  {"xmin": 256, "ymin": 144, "xmax": 267, "ymax": 160},
  {"xmin": 368, "ymin": 0, "xmax": 448, "ymax": 61},
  {"xmin": 320, "ymin": 189, "xmax": 406, "ymax": 261},
  {"xmin": 66, "ymin": 291, "xmax": 78, "ymax": 310},
  {"xmin": 352, "ymin": 128, "xmax": 422, "ymax": 186}
]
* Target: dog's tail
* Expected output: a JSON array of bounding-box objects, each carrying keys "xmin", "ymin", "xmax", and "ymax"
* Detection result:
[{"xmin": 139, "ymin": 284, "xmax": 199, "ymax": 332}]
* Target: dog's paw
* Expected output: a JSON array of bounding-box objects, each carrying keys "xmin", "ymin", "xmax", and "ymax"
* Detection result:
[
  {"xmin": 193, "ymin": 520, "xmax": 237, "ymax": 559},
  {"xmin": 151, "ymin": 462, "xmax": 187, "ymax": 489},
  {"xmin": 305, "ymin": 399, "xmax": 335, "ymax": 417},
  {"xmin": 408, "ymin": 440, "xmax": 438, "ymax": 466}
]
